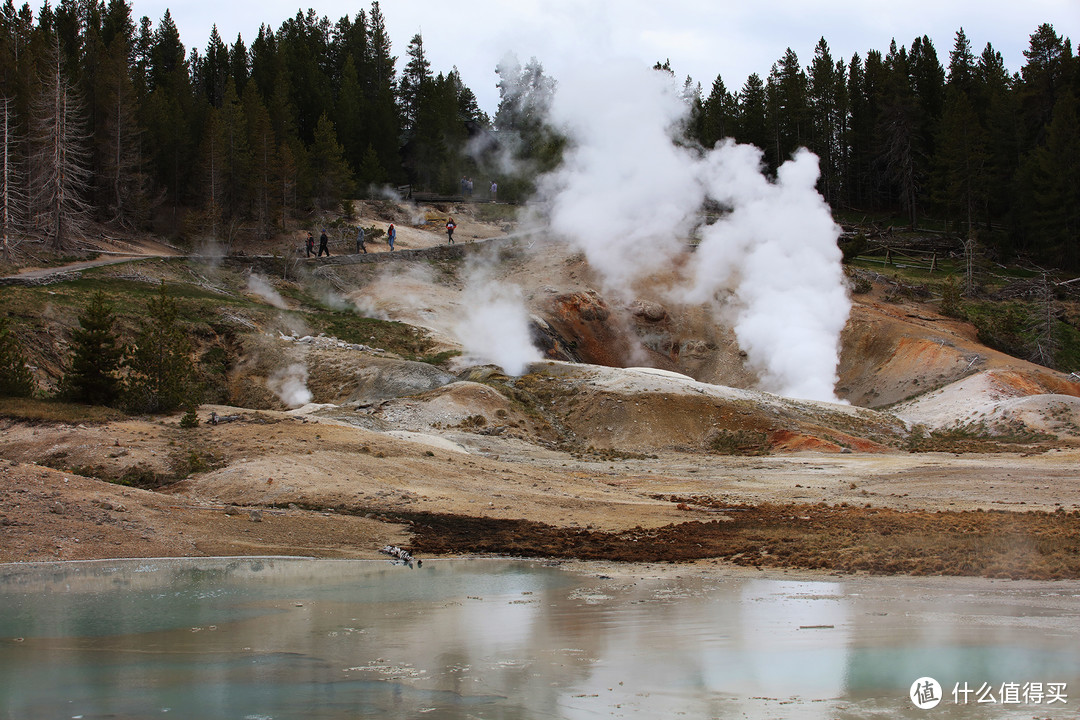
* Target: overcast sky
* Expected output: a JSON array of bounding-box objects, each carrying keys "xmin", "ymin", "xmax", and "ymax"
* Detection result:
[{"xmin": 135, "ymin": 0, "xmax": 1078, "ymax": 114}]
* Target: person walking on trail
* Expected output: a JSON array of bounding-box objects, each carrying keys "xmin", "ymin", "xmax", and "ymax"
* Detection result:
[
  {"xmin": 306, "ymin": 231, "xmax": 315, "ymax": 257},
  {"xmin": 356, "ymin": 225, "xmax": 366, "ymax": 254},
  {"xmin": 387, "ymin": 223, "xmax": 396, "ymax": 251},
  {"xmin": 489, "ymin": 181, "xmax": 497, "ymax": 202},
  {"xmin": 318, "ymin": 229, "xmax": 330, "ymax": 257},
  {"xmin": 446, "ymin": 217, "xmax": 456, "ymax": 244}
]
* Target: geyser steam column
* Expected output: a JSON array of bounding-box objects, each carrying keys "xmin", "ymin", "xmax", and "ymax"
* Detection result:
[
  {"xmin": 691, "ymin": 143, "xmax": 850, "ymax": 403},
  {"xmin": 537, "ymin": 59, "xmax": 850, "ymax": 403}
]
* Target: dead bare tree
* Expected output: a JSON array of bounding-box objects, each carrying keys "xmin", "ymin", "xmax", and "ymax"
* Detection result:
[
  {"xmin": 1031, "ymin": 272, "xmax": 1060, "ymax": 368},
  {"xmin": 963, "ymin": 230, "xmax": 979, "ymax": 296},
  {"xmin": 30, "ymin": 43, "xmax": 92, "ymax": 252},
  {"xmin": 0, "ymin": 95, "xmax": 27, "ymax": 261}
]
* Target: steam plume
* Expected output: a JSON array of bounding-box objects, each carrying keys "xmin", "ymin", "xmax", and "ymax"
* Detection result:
[
  {"xmin": 247, "ymin": 273, "xmax": 288, "ymax": 309},
  {"xmin": 693, "ymin": 144, "xmax": 848, "ymax": 401},
  {"xmin": 536, "ymin": 60, "xmax": 850, "ymax": 402},
  {"xmin": 540, "ymin": 60, "xmax": 703, "ymax": 295},
  {"xmin": 453, "ymin": 264, "xmax": 541, "ymax": 376},
  {"xmin": 268, "ymin": 363, "xmax": 313, "ymax": 408}
]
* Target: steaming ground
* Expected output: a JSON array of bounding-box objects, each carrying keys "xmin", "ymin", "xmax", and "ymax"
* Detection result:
[{"xmin": 3, "ymin": 200, "xmax": 1080, "ymax": 577}]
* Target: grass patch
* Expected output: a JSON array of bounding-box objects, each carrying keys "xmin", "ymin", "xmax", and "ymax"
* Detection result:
[
  {"xmin": 472, "ymin": 204, "xmax": 519, "ymax": 222},
  {"xmin": 0, "ymin": 397, "xmax": 126, "ymax": 423},
  {"xmin": 67, "ymin": 444, "xmax": 225, "ymax": 489},
  {"xmin": 415, "ymin": 349, "xmax": 461, "ymax": 366},
  {"xmin": 170, "ymin": 447, "xmax": 226, "ymax": 477},
  {"xmin": 313, "ymin": 312, "xmax": 436, "ymax": 359},
  {"xmin": 907, "ymin": 422, "xmax": 1056, "ymax": 453}
]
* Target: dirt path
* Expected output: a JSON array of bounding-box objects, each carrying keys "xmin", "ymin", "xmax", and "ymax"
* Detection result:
[{"xmin": 0, "ymin": 253, "xmax": 184, "ymax": 285}]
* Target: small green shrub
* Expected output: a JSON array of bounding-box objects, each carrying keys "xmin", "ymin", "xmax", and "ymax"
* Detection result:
[{"xmin": 940, "ymin": 276, "xmax": 966, "ymax": 319}]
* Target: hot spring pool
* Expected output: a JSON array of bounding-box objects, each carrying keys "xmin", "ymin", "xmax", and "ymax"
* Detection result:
[{"xmin": 1, "ymin": 557, "xmax": 1079, "ymax": 718}]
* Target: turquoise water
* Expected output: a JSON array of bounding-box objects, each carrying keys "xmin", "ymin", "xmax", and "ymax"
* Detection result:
[{"xmin": 2, "ymin": 558, "xmax": 1079, "ymax": 718}]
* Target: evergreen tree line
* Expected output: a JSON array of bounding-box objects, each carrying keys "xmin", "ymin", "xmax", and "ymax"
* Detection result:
[
  {"xmin": 0, "ymin": 3, "xmax": 1075, "ymax": 269},
  {"xmin": 0, "ymin": 0, "xmax": 492, "ymax": 255},
  {"xmin": 686, "ymin": 24, "xmax": 1079, "ymax": 269}
]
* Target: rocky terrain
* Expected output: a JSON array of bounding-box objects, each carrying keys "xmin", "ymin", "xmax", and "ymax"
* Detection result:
[{"xmin": 2, "ymin": 199, "xmax": 1079, "ymax": 577}]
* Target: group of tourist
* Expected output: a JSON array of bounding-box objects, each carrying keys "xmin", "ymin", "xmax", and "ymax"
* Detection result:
[
  {"xmin": 460, "ymin": 176, "xmax": 498, "ymax": 202},
  {"xmin": 306, "ymin": 223, "xmax": 396, "ymax": 257}
]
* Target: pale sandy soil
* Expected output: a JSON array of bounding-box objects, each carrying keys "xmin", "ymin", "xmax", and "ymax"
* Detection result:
[
  {"xmin": 2, "ymin": 400, "xmax": 1078, "ymax": 566},
  {"xmin": 2, "ymin": 200, "xmax": 1079, "ymax": 573}
]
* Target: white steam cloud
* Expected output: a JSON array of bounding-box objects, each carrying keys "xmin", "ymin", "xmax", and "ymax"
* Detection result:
[
  {"xmin": 536, "ymin": 59, "xmax": 850, "ymax": 402},
  {"xmin": 692, "ymin": 143, "xmax": 849, "ymax": 402},
  {"xmin": 247, "ymin": 273, "xmax": 288, "ymax": 309},
  {"xmin": 268, "ymin": 363, "xmax": 313, "ymax": 408},
  {"xmin": 541, "ymin": 62, "xmax": 702, "ymax": 295},
  {"xmin": 453, "ymin": 266, "xmax": 541, "ymax": 376}
]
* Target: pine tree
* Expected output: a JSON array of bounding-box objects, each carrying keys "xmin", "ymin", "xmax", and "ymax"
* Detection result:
[
  {"xmin": 123, "ymin": 284, "xmax": 197, "ymax": 414},
  {"xmin": 196, "ymin": 109, "xmax": 225, "ymax": 239},
  {"xmin": 363, "ymin": 1, "xmax": 400, "ymax": 182},
  {"xmin": 808, "ymin": 38, "xmax": 839, "ymax": 202},
  {"xmin": 702, "ymin": 74, "xmax": 734, "ymax": 147},
  {"xmin": 356, "ymin": 142, "xmax": 386, "ymax": 189},
  {"xmin": 452, "ymin": 68, "xmax": 486, "ymax": 125},
  {"xmin": 399, "ymin": 32, "xmax": 430, "ymax": 132},
  {"xmin": 0, "ymin": 313, "xmax": 35, "ymax": 397},
  {"xmin": 766, "ymin": 47, "xmax": 808, "ymax": 168},
  {"xmin": 229, "ymin": 34, "xmax": 248, "ymax": 94},
  {"xmin": 58, "ymin": 290, "xmax": 123, "ymax": 405},
  {"xmin": 1029, "ymin": 90, "xmax": 1080, "ymax": 267},
  {"xmin": 307, "ymin": 112, "xmax": 351, "ymax": 210},
  {"xmin": 494, "ymin": 55, "xmax": 556, "ymax": 136},
  {"xmin": 1020, "ymin": 23, "xmax": 1072, "ymax": 144},
  {"xmin": 95, "ymin": 7, "xmax": 150, "ymax": 228},
  {"xmin": 848, "ymin": 51, "xmax": 889, "ymax": 209},
  {"xmin": 735, "ymin": 72, "xmax": 768, "ymax": 152},
  {"xmin": 908, "ymin": 35, "xmax": 945, "ymax": 162},
  {"xmin": 243, "ymin": 81, "xmax": 277, "ymax": 239},
  {"xmin": 947, "ymin": 28, "xmax": 976, "ymax": 95},
  {"xmin": 217, "ymin": 78, "xmax": 251, "ymax": 223},
  {"xmin": 878, "ymin": 40, "xmax": 922, "ymax": 227},
  {"xmin": 197, "ymin": 25, "xmax": 229, "ymax": 107},
  {"xmin": 335, "ymin": 54, "xmax": 364, "ymax": 169},
  {"xmin": 278, "ymin": 9, "xmax": 332, "ymax": 144},
  {"xmin": 273, "ymin": 139, "xmax": 298, "ymax": 229},
  {"xmin": 934, "ymin": 89, "xmax": 988, "ymax": 235},
  {"xmin": 976, "ymin": 43, "xmax": 1020, "ymax": 232},
  {"xmin": 143, "ymin": 10, "xmax": 193, "ymax": 226}
]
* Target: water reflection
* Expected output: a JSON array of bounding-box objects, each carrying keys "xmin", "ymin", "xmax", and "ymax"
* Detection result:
[{"xmin": 1, "ymin": 558, "xmax": 1079, "ymax": 718}]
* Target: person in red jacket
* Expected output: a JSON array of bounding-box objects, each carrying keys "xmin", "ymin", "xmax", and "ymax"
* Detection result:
[{"xmin": 446, "ymin": 217, "xmax": 456, "ymax": 244}]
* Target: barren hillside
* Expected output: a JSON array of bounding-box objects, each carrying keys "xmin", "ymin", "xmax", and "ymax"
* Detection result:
[{"xmin": 2, "ymin": 199, "xmax": 1080, "ymax": 577}]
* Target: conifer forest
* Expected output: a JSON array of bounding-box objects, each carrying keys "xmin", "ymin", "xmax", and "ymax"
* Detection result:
[{"xmin": 0, "ymin": 1, "xmax": 1076, "ymax": 268}]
